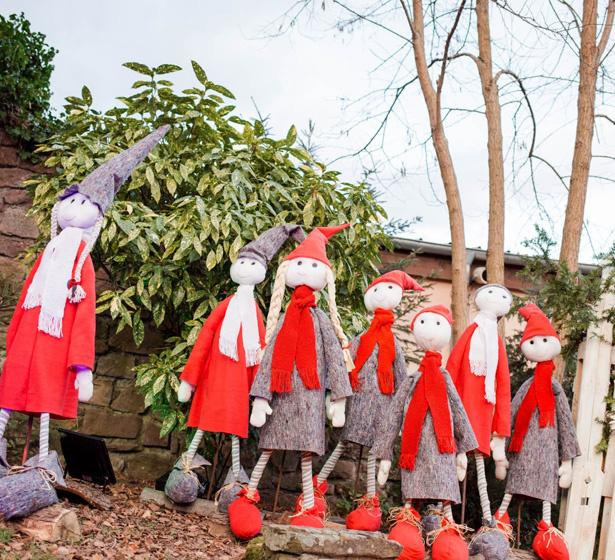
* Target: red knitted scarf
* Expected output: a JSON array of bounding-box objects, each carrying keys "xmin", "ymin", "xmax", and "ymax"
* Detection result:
[
  {"xmin": 399, "ymin": 351, "xmax": 456, "ymax": 470},
  {"xmin": 270, "ymin": 285, "xmax": 319, "ymax": 393},
  {"xmin": 509, "ymin": 360, "xmax": 556, "ymax": 453},
  {"xmin": 349, "ymin": 308, "xmax": 396, "ymax": 395}
]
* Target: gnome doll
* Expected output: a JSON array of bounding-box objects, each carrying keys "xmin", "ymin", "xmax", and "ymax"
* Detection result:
[
  {"xmin": 312, "ymin": 270, "xmax": 423, "ymax": 532},
  {"xmin": 227, "ymin": 225, "xmax": 354, "ymax": 539},
  {"xmin": 373, "ymin": 305, "xmax": 477, "ymax": 560},
  {"xmin": 495, "ymin": 304, "xmax": 580, "ymax": 560},
  {"xmin": 165, "ymin": 225, "xmax": 305, "ymax": 506},
  {"xmin": 0, "ymin": 126, "xmax": 169, "ymax": 518},
  {"xmin": 446, "ymin": 284, "xmax": 512, "ymax": 552}
]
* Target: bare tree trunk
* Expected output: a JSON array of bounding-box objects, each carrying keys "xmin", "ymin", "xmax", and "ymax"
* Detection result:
[
  {"xmin": 402, "ymin": 0, "xmax": 469, "ymax": 339},
  {"xmin": 559, "ymin": 0, "xmax": 615, "ymax": 271},
  {"xmin": 475, "ymin": 0, "xmax": 505, "ymax": 286}
]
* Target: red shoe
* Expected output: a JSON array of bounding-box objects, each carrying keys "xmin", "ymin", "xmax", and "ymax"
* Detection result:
[
  {"xmin": 430, "ymin": 519, "xmax": 469, "ymax": 560},
  {"xmin": 388, "ymin": 506, "xmax": 425, "ymax": 560},
  {"xmin": 228, "ymin": 488, "xmax": 262, "ymax": 540},
  {"xmin": 295, "ymin": 475, "xmax": 328, "ymax": 518},
  {"xmin": 346, "ymin": 495, "xmax": 382, "ymax": 532},
  {"xmin": 290, "ymin": 505, "xmax": 325, "ymax": 528},
  {"xmin": 532, "ymin": 520, "xmax": 569, "ymax": 560},
  {"xmin": 493, "ymin": 511, "xmax": 513, "ymax": 536}
]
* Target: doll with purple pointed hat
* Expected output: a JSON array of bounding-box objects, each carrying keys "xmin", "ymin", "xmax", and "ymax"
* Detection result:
[
  {"xmin": 0, "ymin": 126, "xmax": 169, "ymax": 518},
  {"xmin": 164, "ymin": 224, "xmax": 306, "ymax": 506}
]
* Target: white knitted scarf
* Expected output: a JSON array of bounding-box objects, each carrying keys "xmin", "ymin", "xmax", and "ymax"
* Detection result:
[
  {"xmin": 468, "ymin": 310, "xmax": 499, "ymax": 404},
  {"xmin": 22, "ymin": 227, "xmax": 83, "ymax": 338},
  {"xmin": 218, "ymin": 284, "xmax": 260, "ymax": 366}
]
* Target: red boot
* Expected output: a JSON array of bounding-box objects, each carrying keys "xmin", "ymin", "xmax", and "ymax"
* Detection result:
[
  {"xmin": 532, "ymin": 520, "xmax": 569, "ymax": 560},
  {"xmin": 430, "ymin": 519, "xmax": 469, "ymax": 560},
  {"xmin": 294, "ymin": 475, "xmax": 328, "ymax": 519},
  {"xmin": 228, "ymin": 488, "xmax": 262, "ymax": 540},
  {"xmin": 290, "ymin": 505, "xmax": 325, "ymax": 528},
  {"xmin": 346, "ymin": 495, "xmax": 382, "ymax": 532},
  {"xmin": 493, "ymin": 511, "xmax": 513, "ymax": 536},
  {"xmin": 388, "ymin": 506, "xmax": 425, "ymax": 560}
]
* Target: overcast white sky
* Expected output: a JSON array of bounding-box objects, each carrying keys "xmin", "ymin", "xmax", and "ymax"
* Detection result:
[{"xmin": 4, "ymin": 1, "xmax": 614, "ymax": 264}]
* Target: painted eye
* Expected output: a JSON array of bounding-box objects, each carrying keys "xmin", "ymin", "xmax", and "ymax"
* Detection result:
[
  {"xmin": 374, "ymin": 288, "xmax": 378, "ymax": 292},
  {"xmin": 70, "ymin": 199, "xmax": 75, "ymax": 204},
  {"xmin": 436, "ymin": 321, "xmax": 441, "ymax": 325},
  {"xmin": 543, "ymin": 338, "xmax": 547, "ymax": 343},
  {"xmin": 502, "ymin": 295, "xmax": 507, "ymax": 299},
  {"xmin": 488, "ymin": 289, "xmax": 493, "ymax": 293},
  {"xmin": 297, "ymin": 261, "xmax": 303, "ymax": 266},
  {"xmin": 312, "ymin": 262, "xmax": 318, "ymax": 268},
  {"xmin": 420, "ymin": 319, "xmax": 424, "ymax": 324},
  {"xmin": 530, "ymin": 340, "xmax": 534, "ymax": 345},
  {"xmin": 240, "ymin": 260, "xmax": 245, "ymax": 264},
  {"xmin": 81, "ymin": 199, "xmax": 85, "ymax": 205},
  {"xmin": 388, "ymin": 285, "xmax": 393, "ymax": 289},
  {"xmin": 251, "ymin": 262, "xmax": 255, "ymax": 266}
]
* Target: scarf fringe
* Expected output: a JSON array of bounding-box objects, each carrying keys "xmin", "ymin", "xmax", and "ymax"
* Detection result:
[
  {"xmin": 244, "ymin": 347, "xmax": 261, "ymax": 367},
  {"xmin": 377, "ymin": 368, "xmax": 394, "ymax": 395},
  {"xmin": 69, "ymin": 284, "xmax": 86, "ymax": 303},
  {"xmin": 436, "ymin": 435, "xmax": 456, "ymax": 453},
  {"xmin": 23, "ymin": 290, "xmax": 42, "ymax": 310},
  {"xmin": 398, "ymin": 453, "xmax": 417, "ymax": 471},
  {"xmin": 219, "ymin": 338, "xmax": 240, "ymax": 361},
  {"xmin": 270, "ymin": 368, "xmax": 293, "ymax": 393},
  {"xmin": 469, "ymin": 359, "xmax": 487, "ymax": 376},
  {"xmin": 38, "ymin": 311, "xmax": 63, "ymax": 338}
]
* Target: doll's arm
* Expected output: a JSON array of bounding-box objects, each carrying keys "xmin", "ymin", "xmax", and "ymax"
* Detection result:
[
  {"xmin": 393, "ymin": 337, "xmax": 409, "ymax": 383},
  {"xmin": 491, "ymin": 337, "xmax": 511, "ymax": 438},
  {"xmin": 67, "ymin": 256, "xmax": 96, "ymax": 370},
  {"xmin": 316, "ymin": 309, "xmax": 352, "ymax": 402},
  {"xmin": 250, "ymin": 314, "xmax": 285, "ymax": 403},
  {"xmin": 554, "ymin": 381, "xmax": 581, "ymax": 464},
  {"xmin": 446, "ymin": 372, "xmax": 478, "ymax": 454}
]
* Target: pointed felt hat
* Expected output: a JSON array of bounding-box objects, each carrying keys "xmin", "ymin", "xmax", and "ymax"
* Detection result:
[
  {"xmin": 367, "ymin": 270, "xmax": 424, "ymax": 292},
  {"xmin": 284, "ymin": 224, "xmax": 349, "ymax": 267},
  {"xmin": 238, "ymin": 224, "xmax": 306, "ymax": 268},
  {"xmin": 60, "ymin": 124, "xmax": 170, "ymax": 212},
  {"xmin": 410, "ymin": 304, "xmax": 453, "ymax": 330},
  {"xmin": 519, "ymin": 303, "xmax": 559, "ymax": 344}
]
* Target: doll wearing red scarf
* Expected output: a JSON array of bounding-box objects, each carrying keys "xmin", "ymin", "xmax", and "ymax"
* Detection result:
[{"xmin": 494, "ymin": 304, "xmax": 580, "ymax": 560}]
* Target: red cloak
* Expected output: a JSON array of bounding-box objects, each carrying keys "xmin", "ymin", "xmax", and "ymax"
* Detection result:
[
  {"xmin": 180, "ymin": 297, "xmax": 265, "ymax": 438},
  {"xmin": 446, "ymin": 322, "xmax": 510, "ymax": 455},
  {"xmin": 0, "ymin": 243, "xmax": 96, "ymax": 419}
]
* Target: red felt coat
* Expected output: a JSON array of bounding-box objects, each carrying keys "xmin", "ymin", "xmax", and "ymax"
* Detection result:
[
  {"xmin": 180, "ymin": 297, "xmax": 265, "ymax": 438},
  {"xmin": 0, "ymin": 243, "xmax": 96, "ymax": 419},
  {"xmin": 446, "ymin": 323, "xmax": 511, "ymax": 455}
]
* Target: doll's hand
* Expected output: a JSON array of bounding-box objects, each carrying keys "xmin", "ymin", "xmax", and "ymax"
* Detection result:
[
  {"xmin": 325, "ymin": 392, "xmax": 333, "ymax": 421},
  {"xmin": 330, "ymin": 398, "xmax": 346, "ymax": 428},
  {"xmin": 456, "ymin": 452, "xmax": 468, "ymax": 482},
  {"xmin": 177, "ymin": 381, "xmax": 194, "ymax": 403},
  {"xmin": 491, "ymin": 435, "xmax": 509, "ymax": 480},
  {"xmin": 558, "ymin": 459, "xmax": 573, "ymax": 489},
  {"xmin": 74, "ymin": 369, "xmax": 94, "ymax": 402},
  {"xmin": 250, "ymin": 397, "xmax": 273, "ymax": 427},
  {"xmin": 377, "ymin": 459, "xmax": 391, "ymax": 486}
]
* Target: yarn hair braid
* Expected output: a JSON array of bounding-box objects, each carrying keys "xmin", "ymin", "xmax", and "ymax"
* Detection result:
[
  {"xmin": 325, "ymin": 266, "xmax": 355, "ymax": 372},
  {"xmin": 265, "ymin": 260, "xmax": 290, "ymax": 344}
]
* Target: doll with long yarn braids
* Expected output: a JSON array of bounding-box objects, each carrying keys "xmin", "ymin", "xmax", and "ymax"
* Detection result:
[
  {"xmin": 493, "ymin": 304, "xmax": 580, "ymax": 560},
  {"xmin": 374, "ymin": 305, "xmax": 477, "ymax": 560},
  {"xmin": 0, "ymin": 126, "xmax": 168, "ymax": 518},
  {"xmin": 164, "ymin": 225, "xmax": 305, "ymax": 506},
  {"xmin": 227, "ymin": 225, "xmax": 354, "ymax": 539},
  {"xmin": 309, "ymin": 270, "xmax": 423, "ymax": 532}
]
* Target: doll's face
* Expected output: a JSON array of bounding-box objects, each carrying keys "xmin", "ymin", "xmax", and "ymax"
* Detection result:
[
  {"xmin": 56, "ymin": 193, "xmax": 101, "ymax": 230},
  {"xmin": 285, "ymin": 257, "xmax": 328, "ymax": 291},
  {"xmin": 364, "ymin": 282, "xmax": 403, "ymax": 312},
  {"xmin": 412, "ymin": 312, "xmax": 452, "ymax": 352},
  {"xmin": 521, "ymin": 335, "xmax": 561, "ymax": 363},
  {"xmin": 474, "ymin": 284, "xmax": 512, "ymax": 317},
  {"xmin": 230, "ymin": 258, "xmax": 266, "ymax": 286}
]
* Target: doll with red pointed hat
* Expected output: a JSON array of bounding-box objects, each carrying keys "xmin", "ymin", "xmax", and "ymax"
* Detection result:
[
  {"xmin": 374, "ymin": 305, "xmax": 477, "ymax": 560},
  {"xmin": 164, "ymin": 225, "xmax": 305, "ymax": 506},
  {"xmin": 492, "ymin": 304, "xmax": 580, "ymax": 560},
  {"xmin": 227, "ymin": 225, "xmax": 354, "ymax": 539},
  {"xmin": 446, "ymin": 284, "xmax": 513, "ymax": 550},
  {"xmin": 309, "ymin": 270, "xmax": 423, "ymax": 532}
]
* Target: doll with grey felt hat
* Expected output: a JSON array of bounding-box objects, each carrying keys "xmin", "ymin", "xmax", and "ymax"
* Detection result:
[
  {"xmin": 0, "ymin": 125, "xmax": 169, "ymax": 519},
  {"xmin": 165, "ymin": 225, "xmax": 306, "ymax": 507}
]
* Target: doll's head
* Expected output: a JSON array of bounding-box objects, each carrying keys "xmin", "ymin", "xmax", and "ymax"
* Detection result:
[
  {"xmin": 230, "ymin": 257, "xmax": 267, "ymax": 286},
  {"xmin": 285, "ymin": 257, "xmax": 328, "ymax": 291},
  {"xmin": 410, "ymin": 305, "xmax": 453, "ymax": 352},
  {"xmin": 55, "ymin": 192, "xmax": 102, "ymax": 231},
  {"xmin": 474, "ymin": 284, "xmax": 513, "ymax": 318},
  {"xmin": 364, "ymin": 270, "xmax": 423, "ymax": 312},
  {"xmin": 519, "ymin": 303, "xmax": 560, "ymax": 363},
  {"xmin": 364, "ymin": 282, "xmax": 403, "ymax": 311}
]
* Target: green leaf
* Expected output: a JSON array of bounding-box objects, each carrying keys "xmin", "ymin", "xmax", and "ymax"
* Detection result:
[
  {"xmin": 123, "ymin": 62, "xmax": 154, "ymax": 76},
  {"xmin": 191, "ymin": 60, "xmax": 208, "ymax": 85},
  {"xmin": 153, "ymin": 64, "xmax": 182, "ymax": 75},
  {"xmin": 160, "ymin": 410, "xmax": 177, "ymax": 436},
  {"xmin": 81, "ymin": 86, "xmax": 92, "ymax": 105}
]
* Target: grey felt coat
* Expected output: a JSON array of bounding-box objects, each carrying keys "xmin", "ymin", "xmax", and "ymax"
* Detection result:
[
  {"xmin": 505, "ymin": 377, "xmax": 581, "ymax": 504},
  {"xmin": 340, "ymin": 335, "xmax": 408, "ymax": 447},
  {"xmin": 372, "ymin": 369, "xmax": 477, "ymax": 503},
  {"xmin": 251, "ymin": 307, "xmax": 353, "ymax": 456}
]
